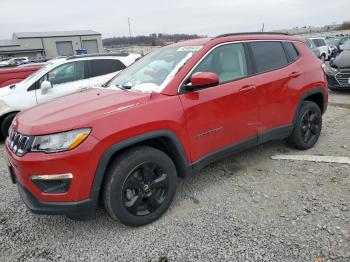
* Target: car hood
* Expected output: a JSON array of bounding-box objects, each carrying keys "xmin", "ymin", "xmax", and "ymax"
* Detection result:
[
  {"xmin": 332, "ymin": 51, "xmax": 350, "ymax": 69},
  {"xmin": 15, "ymin": 88, "xmax": 151, "ymax": 135},
  {"xmin": 0, "ymin": 84, "xmax": 17, "ymax": 96}
]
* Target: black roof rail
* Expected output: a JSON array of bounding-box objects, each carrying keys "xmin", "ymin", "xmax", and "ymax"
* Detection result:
[
  {"xmin": 66, "ymin": 52, "xmax": 130, "ymax": 60},
  {"xmin": 215, "ymin": 32, "xmax": 290, "ymax": 39}
]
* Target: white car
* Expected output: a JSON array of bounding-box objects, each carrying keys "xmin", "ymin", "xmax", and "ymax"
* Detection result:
[
  {"xmin": 310, "ymin": 37, "xmax": 330, "ymax": 61},
  {"xmin": 0, "ymin": 57, "xmax": 29, "ymax": 67},
  {"xmin": 0, "ymin": 53, "xmax": 140, "ymax": 137}
]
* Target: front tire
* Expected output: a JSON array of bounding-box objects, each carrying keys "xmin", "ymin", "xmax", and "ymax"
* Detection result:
[
  {"xmin": 1, "ymin": 113, "xmax": 16, "ymax": 138},
  {"xmin": 286, "ymin": 101, "xmax": 322, "ymax": 150},
  {"xmin": 103, "ymin": 146, "xmax": 177, "ymax": 226}
]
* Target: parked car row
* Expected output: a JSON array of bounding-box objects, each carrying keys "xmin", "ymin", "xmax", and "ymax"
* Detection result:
[
  {"xmin": 0, "ymin": 53, "xmax": 140, "ymax": 137},
  {"xmin": 5, "ymin": 32, "xmax": 328, "ymax": 226},
  {"xmin": 0, "ymin": 57, "xmax": 30, "ymax": 67},
  {"xmin": 305, "ymin": 36, "xmax": 350, "ymax": 61}
]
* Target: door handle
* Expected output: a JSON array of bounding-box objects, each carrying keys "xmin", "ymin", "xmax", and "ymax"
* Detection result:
[
  {"xmin": 290, "ymin": 71, "xmax": 302, "ymax": 78},
  {"xmin": 78, "ymin": 86, "xmax": 88, "ymax": 90},
  {"xmin": 239, "ymin": 85, "xmax": 256, "ymax": 93}
]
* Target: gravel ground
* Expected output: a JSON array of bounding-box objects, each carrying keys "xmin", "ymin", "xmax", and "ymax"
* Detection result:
[{"xmin": 0, "ymin": 91, "xmax": 349, "ymax": 262}]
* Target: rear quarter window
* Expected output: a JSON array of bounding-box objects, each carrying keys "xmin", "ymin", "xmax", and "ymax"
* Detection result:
[
  {"xmin": 283, "ymin": 42, "xmax": 299, "ymax": 62},
  {"xmin": 89, "ymin": 59, "xmax": 126, "ymax": 78},
  {"xmin": 249, "ymin": 41, "xmax": 288, "ymax": 73}
]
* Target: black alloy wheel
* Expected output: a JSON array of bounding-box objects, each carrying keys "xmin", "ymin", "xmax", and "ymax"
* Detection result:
[
  {"xmin": 103, "ymin": 146, "xmax": 177, "ymax": 226},
  {"xmin": 122, "ymin": 162, "xmax": 169, "ymax": 216},
  {"xmin": 286, "ymin": 101, "xmax": 322, "ymax": 150},
  {"xmin": 300, "ymin": 109, "xmax": 320, "ymax": 144}
]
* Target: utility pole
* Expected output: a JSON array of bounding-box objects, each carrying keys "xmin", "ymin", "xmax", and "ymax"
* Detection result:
[
  {"xmin": 128, "ymin": 17, "xmax": 132, "ymax": 38},
  {"xmin": 127, "ymin": 17, "xmax": 136, "ymax": 57}
]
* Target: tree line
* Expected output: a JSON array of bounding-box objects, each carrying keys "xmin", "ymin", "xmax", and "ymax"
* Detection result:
[{"xmin": 103, "ymin": 33, "xmax": 205, "ymax": 47}]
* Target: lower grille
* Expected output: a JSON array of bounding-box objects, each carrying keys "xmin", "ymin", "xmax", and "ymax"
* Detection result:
[
  {"xmin": 8, "ymin": 127, "xmax": 32, "ymax": 156},
  {"xmin": 335, "ymin": 72, "xmax": 350, "ymax": 86}
]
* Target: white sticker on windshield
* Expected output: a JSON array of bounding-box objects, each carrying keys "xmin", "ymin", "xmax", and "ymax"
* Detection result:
[{"xmin": 177, "ymin": 46, "xmax": 202, "ymax": 52}]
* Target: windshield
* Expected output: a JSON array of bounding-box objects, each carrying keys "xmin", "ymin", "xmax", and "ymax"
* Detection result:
[{"xmin": 108, "ymin": 46, "xmax": 202, "ymax": 92}]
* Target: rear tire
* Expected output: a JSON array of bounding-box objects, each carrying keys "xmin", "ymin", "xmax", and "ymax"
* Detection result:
[
  {"xmin": 1, "ymin": 113, "xmax": 16, "ymax": 138},
  {"xmin": 286, "ymin": 101, "xmax": 322, "ymax": 150},
  {"xmin": 103, "ymin": 146, "xmax": 177, "ymax": 226}
]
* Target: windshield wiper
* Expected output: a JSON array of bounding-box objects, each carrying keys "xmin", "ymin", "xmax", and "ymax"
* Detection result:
[{"xmin": 114, "ymin": 84, "xmax": 132, "ymax": 90}]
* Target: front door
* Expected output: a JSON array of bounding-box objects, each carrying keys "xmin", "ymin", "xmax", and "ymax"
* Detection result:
[
  {"xmin": 35, "ymin": 61, "xmax": 89, "ymax": 104},
  {"xmin": 179, "ymin": 42, "xmax": 258, "ymax": 162}
]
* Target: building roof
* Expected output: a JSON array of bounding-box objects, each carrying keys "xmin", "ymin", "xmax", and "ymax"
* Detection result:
[
  {"xmin": 13, "ymin": 30, "xmax": 101, "ymax": 39},
  {"xmin": 0, "ymin": 40, "xmax": 20, "ymax": 47},
  {"xmin": 0, "ymin": 46, "xmax": 44, "ymax": 54}
]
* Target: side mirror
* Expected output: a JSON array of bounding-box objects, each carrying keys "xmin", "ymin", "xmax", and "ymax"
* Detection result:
[
  {"xmin": 40, "ymin": 80, "xmax": 52, "ymax": 95},
  {"xmin": 186, "ymin": 72, "xmax": 219, "ymax": 90}
]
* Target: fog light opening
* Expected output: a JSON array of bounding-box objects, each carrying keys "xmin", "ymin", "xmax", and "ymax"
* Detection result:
[{"xmin": 31, "ymin": 173, "xmax": 73, "ymax": 194}]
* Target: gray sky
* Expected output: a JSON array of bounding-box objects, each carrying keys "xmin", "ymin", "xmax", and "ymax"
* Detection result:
[{"xmin": 0, "ymin": 0, "xmax": 349, "ymax": 39}]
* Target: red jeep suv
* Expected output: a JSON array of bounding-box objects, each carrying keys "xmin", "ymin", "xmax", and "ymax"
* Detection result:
[{"xmin": 6, "ymin": 33, "xmax": 328, "ymax": 226}]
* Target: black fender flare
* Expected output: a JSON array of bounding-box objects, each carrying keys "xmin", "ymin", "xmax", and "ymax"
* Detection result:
[
  {"xmin": 292, "ymin": 88, "xmax": 326, "ymax": 127},
  {"xmin": 90, "ymin": 129, "xmax": 192, "ymax": 199}
]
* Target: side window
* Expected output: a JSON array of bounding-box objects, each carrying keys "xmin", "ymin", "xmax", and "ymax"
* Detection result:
[
  {"xmin": 312, "ymin": 39, "xmax": 320, "ymax": 47},
  {"xmin": 313, "ymin": 39, "xmax": 326, "ymax": 47},
  {"xmin": 283, "ymin": 42, "xmax": 299, "ymax": 62},
  {"xmin": 89, "ymin": 59, "xmax": 126, "ymax": 78},
  {"xmin": 250, "ymin": 41, "xmax": 288, "ymax": 73},
  {"xmin": 192, "ymin": 43, "xmax": 248, "ymax": 84},
  {"xmin": 45, "ymin": 61, "xmax": 86, "ymax": 86},
  {"xmin": 319, "ymin": 39, "xmax": 326, "ymax": 46}
]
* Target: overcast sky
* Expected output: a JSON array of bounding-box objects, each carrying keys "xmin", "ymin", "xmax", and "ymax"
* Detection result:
[{"xmin": 0, "ymin": 0, "xmax": 349, "ymax": 39}]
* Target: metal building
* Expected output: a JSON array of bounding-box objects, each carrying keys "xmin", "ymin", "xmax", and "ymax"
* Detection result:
[{"xmin": 0, "ymin": 30, "xmax": 103, "ymax": 60}]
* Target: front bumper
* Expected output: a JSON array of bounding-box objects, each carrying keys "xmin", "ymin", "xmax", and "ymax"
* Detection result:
[
  {"xmin": 5, "ymin": 134, "xmax": 103, "ymax": 218},
  {"xmin": 16, "ymin": 180, "xmax": 97, "ymax": 219},
  {"xmin": 327, "ymin": 74, "xmax": 350, "ymax": 90}
]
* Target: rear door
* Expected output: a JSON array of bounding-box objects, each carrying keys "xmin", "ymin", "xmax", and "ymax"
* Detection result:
[
  {"xmin": 248, "ymin": 41, "xmax": 302, "ymax": 139},
  {"xmin": 179, "ymin": 42, "xmax": 258, "ymax": 162},
  {"xmin": 35, "ymin": 60, "xmax": 89, "ymax": 103},
  {"xmin": 88, "ymin": 58, "xmax": 126, "ymax": 87}
]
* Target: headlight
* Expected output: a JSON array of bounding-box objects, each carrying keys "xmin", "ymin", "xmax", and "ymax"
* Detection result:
[
  {"xmin": 31, "ymin": 128, "xmax": 91, "ymax": 153},
  {"xmin": 325, "ymin": 65, "xmax": 339, "ymax": 76}
]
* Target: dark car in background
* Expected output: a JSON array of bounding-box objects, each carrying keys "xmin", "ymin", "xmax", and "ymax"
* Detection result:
[{"xmin": 326, "ymin": 51, "xmax": 350, "ymax": 91}]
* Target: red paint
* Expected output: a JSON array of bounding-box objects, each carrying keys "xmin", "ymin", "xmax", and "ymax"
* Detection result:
[
  {"xmin": 6, "ymin": 34, "xmax": 328, "ymax": 204},
  {"xmin": 190, "ymin": 72, "xmax": 219, "ymax": 88},
  {"xmin": 0, "ymin": 64, "xmax": 43, "ymax": 87}
]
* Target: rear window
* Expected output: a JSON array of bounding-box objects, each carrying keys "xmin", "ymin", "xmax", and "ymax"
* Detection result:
[
  {"xmin": 312, "ymin": 39, "xmax": 326, "ymax": 47},
  {"xmin": 89, "ymin": 59, "xmax": 126, "ymax": 78},
  {"xmin": 283, "ymin": 42, "xmax": 299, "ymax": 62},
  {"xmin": 249, "ymin": 41, "xmax": 288, "ymax": 73}
]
